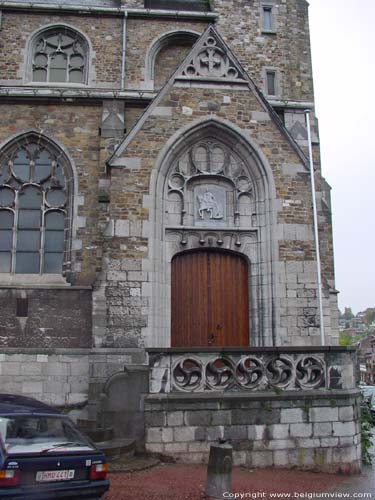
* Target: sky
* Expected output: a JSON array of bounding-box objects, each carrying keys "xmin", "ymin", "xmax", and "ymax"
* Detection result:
[{"xmin": 308, "ymin": 0, "xmax": 375, "ymax": 314}]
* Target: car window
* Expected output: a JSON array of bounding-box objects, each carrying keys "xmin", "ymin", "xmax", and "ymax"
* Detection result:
[{"xmin": 0, "ymin": 416, "xmax": 95, "ymax": 454}]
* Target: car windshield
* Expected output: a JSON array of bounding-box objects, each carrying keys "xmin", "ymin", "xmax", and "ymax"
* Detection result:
[{"xmin": 0, "ymin": 415, "xmax": 95, "ymax": 455}]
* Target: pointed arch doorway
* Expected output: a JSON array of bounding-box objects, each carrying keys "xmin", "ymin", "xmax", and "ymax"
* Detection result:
[{"xmin": 171, "ymin": 249, "xmax": 249, "ymax": 347}]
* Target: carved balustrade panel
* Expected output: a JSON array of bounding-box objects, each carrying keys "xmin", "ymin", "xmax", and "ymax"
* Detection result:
[{"xmin": 148, "ymin": 349, "xmax": 356, "ymax": 394}]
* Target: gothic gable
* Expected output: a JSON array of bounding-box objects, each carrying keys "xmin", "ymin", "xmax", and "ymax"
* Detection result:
[{"xmin": 108, "ymin": 25, "xmax": 307, "ymax": 168}]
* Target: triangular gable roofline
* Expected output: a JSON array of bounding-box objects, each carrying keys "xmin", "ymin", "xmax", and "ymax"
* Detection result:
[{"xmin": 107, "ymin": 24, "xmax": 309, "ymax": 169}]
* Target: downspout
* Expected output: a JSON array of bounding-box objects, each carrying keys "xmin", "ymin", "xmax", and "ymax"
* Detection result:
[
  {"xmin": 305, "ymin": 110, "xmax": 325, "ymax": 346},
  {"xmin": 121, "ymin": 10, "xmax": 127, "ymax": 92}
]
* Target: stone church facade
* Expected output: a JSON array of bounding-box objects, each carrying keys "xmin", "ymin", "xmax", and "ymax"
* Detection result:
[{"xmin": 0, "ymin": 0, "xmax": 360, "ymax": 472}]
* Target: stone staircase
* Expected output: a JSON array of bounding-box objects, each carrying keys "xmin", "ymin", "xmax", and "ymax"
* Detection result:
[{"xmin": 77, "ymin": 418, "xmax": 159, "ymax": 472}]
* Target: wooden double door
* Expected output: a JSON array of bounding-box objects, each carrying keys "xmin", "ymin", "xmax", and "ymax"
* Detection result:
[{"xmin": 171, "ymin": 250, "xmax": 249, "ymax": 347}]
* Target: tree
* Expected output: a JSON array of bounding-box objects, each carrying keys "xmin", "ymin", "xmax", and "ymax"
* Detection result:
[
  {"xmin": 343, "ymin": 307, "xmax": 354, "ymax": 321},
  {"xmin": 364, "ymin": 309, "xmax": 375, "ymax": 326}
]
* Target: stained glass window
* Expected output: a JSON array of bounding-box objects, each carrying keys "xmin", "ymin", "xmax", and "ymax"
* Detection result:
[{"xmin": 0, "ymin": 137, "xmax": 69, "ymax": 274}]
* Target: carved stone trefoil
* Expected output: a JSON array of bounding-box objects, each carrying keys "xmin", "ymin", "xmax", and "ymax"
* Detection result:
[{"xmin": 180, "ymin": 33, "xmax": 246, "ymax": 82}]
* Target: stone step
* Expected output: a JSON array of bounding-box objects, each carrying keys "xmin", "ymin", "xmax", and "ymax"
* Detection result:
[
  {"xmin": 77, "ymin": 419, "xmax": 115, "ymax": 443},
  {"xmin": 88, "ymin": 427, "xmax": 114, "ymax": 443},
  {"xmin": 96, "ymin": 438, "xmax": 136, "ymax": 460}
]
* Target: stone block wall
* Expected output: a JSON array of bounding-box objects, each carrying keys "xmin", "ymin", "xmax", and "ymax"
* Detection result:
[
  {"xmin": 145, "ymin": 391, "xmax": 362, "ymax": 474},
  {"xmin": 0, "ymin": 348, "xmax": 146, "ymax": 419},
  {"xmin": 0, "ymin": 1, "xmax": 314, "ymax": 103},
  {"xmin": 108, "ymin": 81, "xmax": 336, "ymax": 346},
  {"xmin": 215, "ymin": 0, "xmax": 314, "ymax": 102},
  {"xmin": 0, "ymin": 11, "xmax": 123, "ymax": 86}
]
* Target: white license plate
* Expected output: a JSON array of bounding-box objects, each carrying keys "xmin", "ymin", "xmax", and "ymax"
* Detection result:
[{"xmin": 36, "ymin": 470, "xmax": 75, "ymax": 482}]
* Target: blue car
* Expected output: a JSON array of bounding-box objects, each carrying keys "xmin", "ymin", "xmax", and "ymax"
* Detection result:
[{"xmin": 0, "ymin": 394, "xmax": 109, "ymax": 499}]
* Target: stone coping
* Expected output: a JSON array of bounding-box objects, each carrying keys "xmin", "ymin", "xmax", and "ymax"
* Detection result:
[
  {"xmin": 0, "ymin": 285, "xmax": 92, "ymax": 290},
  {"xmin": 146, "ymin": 346, "xmax": 357, "ymax": 353},
  {"xmin": 0, "ymin": 347, "xmax": 145, "ymax": 355},
  {"xmin": 0, "ymin": 2, "xmax": 218, "ymax": 19},
  {"xmin": 145, "ymin": 388, "xmax": 362, "ymax": 402}
]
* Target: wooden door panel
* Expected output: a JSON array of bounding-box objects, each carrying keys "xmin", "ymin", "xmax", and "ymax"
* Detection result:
[
  {"xmin": 171, "ymin": 250, "xmax": 249, "ymax": 347},
  {"xmin": 171, "ymin": 251, "xmax": 209, "ymax": 347},
  {"xmin": 209, "ymin": 252, "xmax": 249, "ymax": 347}
]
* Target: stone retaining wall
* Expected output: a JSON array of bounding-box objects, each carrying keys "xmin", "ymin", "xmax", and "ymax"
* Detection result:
[
  {"xmin": 145, "ymin": 391, "xmax": 362, "ymax": 474},
  {"xmin": 0, "ymin": 348, "xmax": 146, "ymax": 419}
]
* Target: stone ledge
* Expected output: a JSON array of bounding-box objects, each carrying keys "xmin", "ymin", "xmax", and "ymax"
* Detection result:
[
  {"xmin": 146, "ymin": 346, "xmax": 356, "ymax": 353},
  {"xmin": 145, "ymin": 389, "xmax": 361, "ymax": 404},
  {"xmin": 0, "ymin": 347, "xmax": 147, "ymax": 356}
]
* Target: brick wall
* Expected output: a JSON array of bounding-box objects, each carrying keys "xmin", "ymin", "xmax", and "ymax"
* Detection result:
[
  {"xmin": 154, "ymin": 41, "xmax": 195, "ymax": 89},
  {"xmin": 0, "ymin": 289, "xmax": 92, "ymax": 348}
]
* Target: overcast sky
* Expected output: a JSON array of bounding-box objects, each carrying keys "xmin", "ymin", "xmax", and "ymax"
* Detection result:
[{"xmin": 308, "ymin": 0, "xmax": 375, "ymax": 314}]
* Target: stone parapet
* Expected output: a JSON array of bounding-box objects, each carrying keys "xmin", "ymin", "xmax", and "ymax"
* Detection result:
[{"xmin": 147, "ymin": 347, "xmax": 357, "ymax": 394}]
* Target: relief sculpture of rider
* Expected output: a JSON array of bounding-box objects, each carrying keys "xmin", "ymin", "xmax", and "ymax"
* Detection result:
[{"xmin": 197, "ymin": 190, "xmax": 223, "ymax": 220}]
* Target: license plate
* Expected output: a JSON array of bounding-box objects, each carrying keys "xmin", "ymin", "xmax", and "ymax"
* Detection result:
[{"xmin": 36, "ymin": 470, "xmax": 75, "ymax": 482}]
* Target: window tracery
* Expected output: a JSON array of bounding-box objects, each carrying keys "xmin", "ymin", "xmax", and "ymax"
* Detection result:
[
  {"xmin": 0, "ymin": 137, "xmax": 70, "ymax": 274},
  {"xmin": 31, "ymin": 28, "xmax": 88, "ymax": 84}
]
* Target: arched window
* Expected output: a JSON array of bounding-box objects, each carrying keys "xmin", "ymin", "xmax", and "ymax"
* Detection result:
[
  {"xmin": 31, "ymin": 27, "xmax": 88, "ymax": 84},
  {"xmin": 0, "ymin": 135, "xmax": 72, "ymax": 274},
  {"xmin": 145, "ymin": 31, "xmax": 199, "ymax": 90}
]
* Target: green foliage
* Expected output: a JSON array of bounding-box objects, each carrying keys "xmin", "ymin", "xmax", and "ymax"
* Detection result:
[
  {"xmin": 361, "ymin": 395, "xmax": 374, "ymax": 466},
  {"xmin": 364, "ymin": 309, "xmax": 375, "ymax": 326},
  {"xmin": 262, "ymin": 402, "xmax": 273, "ymax": 412},
  {"xmin": 339, "ymin": 332, "xmax": 354, "ymax": 346},
  {"xmin": 272, "ymin": 385, "xmax": 283, "ymax": 395}
]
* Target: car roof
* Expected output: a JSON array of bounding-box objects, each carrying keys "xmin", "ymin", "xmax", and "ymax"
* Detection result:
[{"xmin": 0, "ymin": 394, "xmax": 61, "ymax": 416}]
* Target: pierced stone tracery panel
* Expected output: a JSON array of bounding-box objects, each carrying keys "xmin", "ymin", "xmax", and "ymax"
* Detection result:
[
  {"xmin": 166, "ymin": 139, "xmax": 255, "ymax": 227},
  {"xmin": 181, "ymin": 35, "xmax": 243, "ymax": 81},
  {"xmin": 31, "ymin": 28, "xmax": 88, "ymax": 84},
  {"xmin": 149, "ymin": 352, "xmax": 329, "ymax": 393}
]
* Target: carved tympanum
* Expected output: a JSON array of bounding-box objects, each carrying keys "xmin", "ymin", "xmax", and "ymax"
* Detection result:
[{"xmin": 167, "ymin": 139, "xmax": 253, "ymax": 226}]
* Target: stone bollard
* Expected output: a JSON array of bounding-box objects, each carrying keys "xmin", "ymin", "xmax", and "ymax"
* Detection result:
[{"xmin": 205, "ymin": 440, "xmax": 233, "ymax": 499}]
